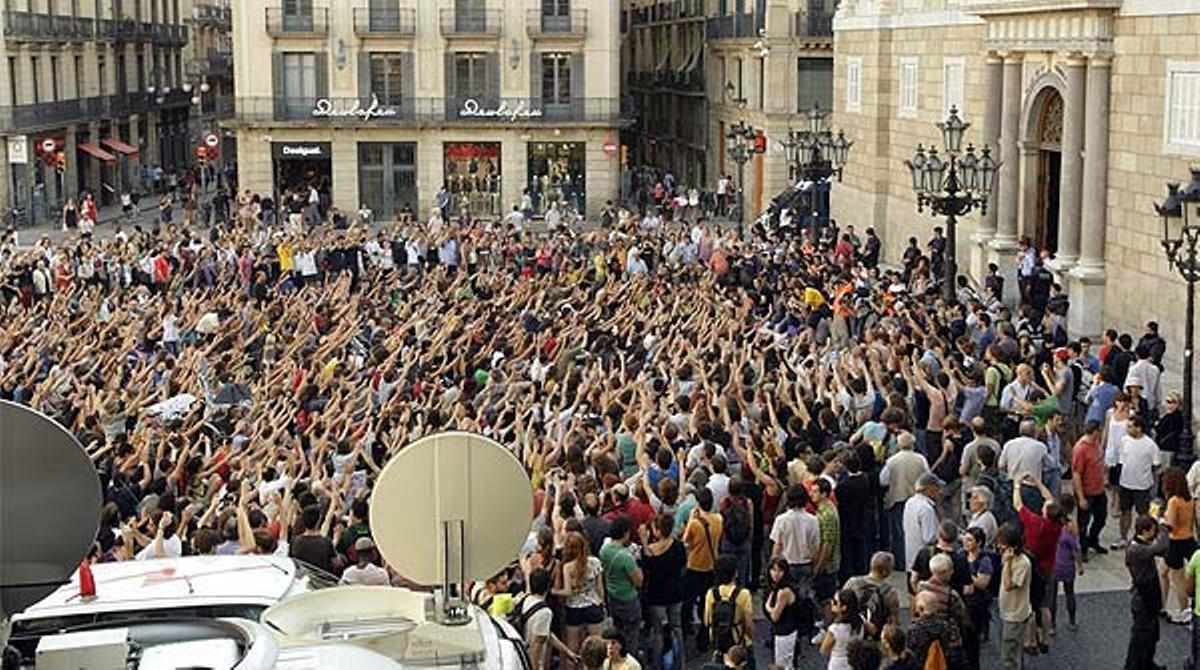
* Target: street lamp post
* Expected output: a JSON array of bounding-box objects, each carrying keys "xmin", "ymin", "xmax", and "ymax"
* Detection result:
[
  {"xmin": 904, "ymin": 106, "xmax": 1000, "ymax": 304},
  {"xmin": 725, "ymin": 119, "xmax": 756, "ymax": 235},
  {"xmin": 781, "ymin": 105, "xmax": 852, "ymax": 231},
  {"xmin": 1155, "ymin": 168, "xmax": 1200, "ymax": 457}
]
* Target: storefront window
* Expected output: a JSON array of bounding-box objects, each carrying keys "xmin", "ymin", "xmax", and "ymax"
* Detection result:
[
  {"xmin": 359, "ymin": 142, "xmax": 417, "ymax": 220},
  {"xmin": 527, "ymin": 142, "xmax": 585, "ymax": 216},
  {"xmin": 444, "ymin": 142, "xmax": 501, "ymax": 217}
]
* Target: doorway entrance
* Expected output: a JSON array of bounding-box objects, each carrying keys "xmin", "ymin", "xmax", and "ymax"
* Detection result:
[{"xmin": 1033, "ymin": 90, "xmax": 1063, "ymax": 256}]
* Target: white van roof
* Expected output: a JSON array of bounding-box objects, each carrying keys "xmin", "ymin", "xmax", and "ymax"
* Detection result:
[{"xmin": 14, "ymin": 555, "xmax": 300, "ymax": 621}]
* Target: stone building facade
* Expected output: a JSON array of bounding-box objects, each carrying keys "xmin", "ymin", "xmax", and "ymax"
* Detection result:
[
  {"xmin": 832, "ymin": 0, "xmax": 1200, "ymax": 352},
  {"xmin": 228, "ymin": 0, "xmax": 626, "ymax": 221},
  {"xmin": 622, "ymin": 0, "xmax": 835, "ymax": 209},
  {"xmin": 0, "ymin": 0, "xmax": 194, "ymax": 221}
]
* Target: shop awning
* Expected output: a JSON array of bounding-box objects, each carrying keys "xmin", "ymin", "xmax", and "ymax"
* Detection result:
[
  {"xmin": 101, "ymin": 138, "xmax": 139, "ymax": 157},
  {"xmin": 77, "ymin": 143, "xmax": 117, "ymax": 162}
]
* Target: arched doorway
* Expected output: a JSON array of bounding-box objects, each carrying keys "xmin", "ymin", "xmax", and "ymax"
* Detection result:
[{"xmin": 1032, "ymin": 89, "xmax": 1063, "ymax": 255}]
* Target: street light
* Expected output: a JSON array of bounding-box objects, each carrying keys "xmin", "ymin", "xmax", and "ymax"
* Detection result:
[
  {"xmin": 780, "ymin": 104, "xmax": 852, "ymax": 230},
  {"xmin": 1155, "ymin": 168, "xmax": 1200, "ymax": 457},
  {"xmin": 904, "ymin": 106, "xmax": 1000, "ymax": 303},
  {"xmin": 726, "ymin": 120, "xmax": 756, "ymax": 235}
]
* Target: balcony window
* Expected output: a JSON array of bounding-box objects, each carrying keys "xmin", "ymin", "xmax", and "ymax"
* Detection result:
[
  {"xmin": 369, "ymin": 53, "xmax": 404, "ymax": 106},
  {"xmin": 283, "ymin": 0, "xmax": 313, "ymax": 32},
  {"xmin": 541, "ymin": 53, "xmax": 570, "ymax": 104},
  {"xmin": 454, "ymin": 0, "xmax": 485, "ymax": 32},
  {"xmin": 453, "ymin": 52, "xmax": 492, "ymax": 101},
  {"xmin": 282, "ymin": 52, "xmax": 316, "ymax": 117},
  {"xmin": 542, "ymin": 0, "xmax": 569, "ymax": 31}
]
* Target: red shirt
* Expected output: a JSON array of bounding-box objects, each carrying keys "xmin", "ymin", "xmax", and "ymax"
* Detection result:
[
  {"xmin": 1020, "ymin": 506, "xmax": 1063, "ymax": 575},
  {"xmin": 1071, "ymin": 436, "xmax": 1105, "ymax": 497}
]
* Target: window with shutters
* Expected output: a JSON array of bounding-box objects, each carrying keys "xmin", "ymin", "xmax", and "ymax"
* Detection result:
[
  {"xmin": 845, "ymin": 56, "xmax": 861, "ymax": 113},
  {"xmin": 1165, "ymin": 62, "xmax": 1200, "ymax": 156},
  {"xmin": 797, "ymin": 58, "xmax": 832, "ymax": 112},
  {"xmin": 943, "ymin": 57, "xmax": 965, "ymax": 116},
  {"xmin": 541, "ymin": 53, "xmax": 571, "ymax": 104},
  {"xmin": 898, "ymin": 56, "xmax": 918, "ymax": 118},
  {"xmin": 454, "ymin": 52, "xmax": 489, "ymax": 99},
  {"xmin": 282, "ymin": 52, "xmax": 316, "ymax": 118},
  {"xmin": 369, "ymin": 53, "xmax": 404, "ymax": 106}
]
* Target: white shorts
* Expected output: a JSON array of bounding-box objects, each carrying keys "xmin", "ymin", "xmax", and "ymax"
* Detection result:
[{"xmin": 773, "ymin": 630, "xmax": 797, "ymax": 668}]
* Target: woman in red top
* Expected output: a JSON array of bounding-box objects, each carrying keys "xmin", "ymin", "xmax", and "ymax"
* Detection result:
[{"xmin": 1014, "ymin": 473, "xmax": 1067, "ymax": 655}]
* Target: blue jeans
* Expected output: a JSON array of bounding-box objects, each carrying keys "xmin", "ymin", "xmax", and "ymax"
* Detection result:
[
  {"xmin": 720, "ymin": 540, "xmax": 751, "ymax": 586},
  {"xmin": 609, "ymin": 595, "xmax": 642, "ymax": 661},
  {"xmin": 648, "ymin": 602, "xmax": 683, "ymax": 670},
  {"xmin": 887, "ymin": 503, "xmax": 906, "ymax": 567}
]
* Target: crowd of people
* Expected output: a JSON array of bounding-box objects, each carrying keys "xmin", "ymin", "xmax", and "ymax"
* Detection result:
[{"xmin": 0, "ymin": 180, "xmax": 1196, "ymax": 670}]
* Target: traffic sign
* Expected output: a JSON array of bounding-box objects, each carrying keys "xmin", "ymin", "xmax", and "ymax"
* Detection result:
[
  {"xmin": 204, "ymin": 132, "xmax": 220, "ymax": 149},
  {"xmin": 41, "ymin": 138, "xmax": 56, "ymax": 154}
]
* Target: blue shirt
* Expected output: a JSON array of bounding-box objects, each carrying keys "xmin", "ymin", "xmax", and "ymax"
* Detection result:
[{"xmin": 1085, "ymin": 381, "xmax": 1118, "ymax": 425}]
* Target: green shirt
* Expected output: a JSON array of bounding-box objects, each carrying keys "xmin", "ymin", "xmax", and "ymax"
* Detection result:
[
  {"xmin": 600, "ymin": 540, "xmax": 639, "ymax": 602},
  {"xmin": 674, "ymin": 495, "xmax": 697, "ymax": 537},
  {"xmin": 816, "ymin": 501, "xmax": 841, "ymax": 575},
  {"xmin": 1187, "ymin": 549, "xmax": 1200, "ymax": 615}
]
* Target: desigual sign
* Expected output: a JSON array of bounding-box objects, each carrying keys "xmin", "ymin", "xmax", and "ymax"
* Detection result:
[
  {"xmin": 459, "ymin": 98, "xmax": 544, "ymax": 122},
  {"xmin": 311, "ymin": 95, "xmax": 399, "ymax": 122},
  {"xmin": 273, "ymin": 142, "xmax": 331, "ymax": 159}
]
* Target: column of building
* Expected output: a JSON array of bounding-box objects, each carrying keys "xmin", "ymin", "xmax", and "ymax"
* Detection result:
[
  {"xmin": 1069, "ymin": 54, "xmax": 1111, "ymax": 336},
  {"xmin": 987, "ymin": 52, "xmax": 1022, "ymax": 304},
  {"xmin": 970, "ymin": 53, "xmax": 1004, "ymax": 279}
]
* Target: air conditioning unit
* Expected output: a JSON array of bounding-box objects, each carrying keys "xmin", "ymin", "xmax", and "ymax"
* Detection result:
[{"xmin": 36, "ymin": 628, "xmax": 130, "ymax": 670}]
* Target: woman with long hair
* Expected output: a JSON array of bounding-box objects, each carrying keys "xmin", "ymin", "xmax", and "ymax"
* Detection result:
[
  {"xmin": 1162, "ymin": 466, "xmax": 1195, "ymax": 624},
  {"xmin": 553, "ymin": 531, "xmax": 606, "ymax": 654},
  {"xmin": 639, "ymin": 513, "xmax": 686, "ymax": 670},
  {"xmin": 820, "ymin": 588, "xmax": 863, "ymax": 670},
  {"xmin": 763, "ymin": 557, "xmax": 802, "ymax": 669}
]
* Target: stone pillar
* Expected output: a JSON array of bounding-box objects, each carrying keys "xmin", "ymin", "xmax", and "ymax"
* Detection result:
[
  {"xmin": 1055, "ymin": 54, "xmax": 1087, "ymax": 270},
  {"xmin": 85, "ymin": 121, "xmax": 101, "ymax": 200},
  {"xmin": 128, "ymin": 116, "xmax": 143, "ymax": 190},
  {"xmin": 1069, "ymin": 55, "xmax": 1112, "ymax": 337},
  {"xmin": 64, "ymin": 126, "xmax": 79, "ymax": 200},
  {"xmin": 971, "ymin": 53, "xmax": 1005, "ymax": 280},
  {"xmin": 988, "ymin": 53, "xmax": 1023, "ymax": 306},
  {"xmin": 146, "ymin": 113, "xmax": 160, "ymax": 168},
  {"xmin": 993, "ymin": 53, "xmax": 1022, "ymax": 248}
]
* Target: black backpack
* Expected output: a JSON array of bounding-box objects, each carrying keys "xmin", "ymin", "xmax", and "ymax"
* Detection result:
[
  {"xmin": 709, "ymin": 586, "xmax": 743, "ymax": 654},
  {"xmin": 508, "ymin": 595, "xmax": 551, "ymax": 641},
  {"xmin": 722, "ymin": 500, "xmax": 751, "ymax": 546},
  {"xmin": 857, "ymin": 579, "xmax": 894, "ymax": 639},
  {"xmin": 977, "ymin": 471, "xmax": 1017, "ymax": 528}
]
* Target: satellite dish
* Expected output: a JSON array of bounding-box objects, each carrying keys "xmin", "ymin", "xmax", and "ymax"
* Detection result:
[
  {"xmin": 0, "ymin": 400, "xmax": 101, "ymax": 615},
  {"xmin": 370, "ymin": 432, "xmax": 531, "ymax": 588}
]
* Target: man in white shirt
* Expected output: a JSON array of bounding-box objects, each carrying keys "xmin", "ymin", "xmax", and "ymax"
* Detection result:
[
  {"xmin": 1116, "ymin": 416, "xmax": 1161, "ymax": 548},
  {"xmin": 340, "ymin": 537, "xmax": 389, "ymax": 586},
  {"xmin": 770, "ymin": 484, "xmax": 821, "ymax": 578},
  {"xmin": 134, "ymin": 511, "xmax": 183, "ymax": 560},
  {"xmin": 998, "ymin": 419, "xmax": 1053, "ymax": 511},
  {"xmin": 523, "ymin": 568, "xmax": 574, "ymax": 670},
  {"xmin": 903, "ymin": 473, "xmax": 942, "ymax": 571}
]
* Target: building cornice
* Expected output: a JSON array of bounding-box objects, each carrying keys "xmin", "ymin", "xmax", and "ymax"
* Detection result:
[
  {"xmin": 1119, "ymin": 0, "xmax": 1200, "ymax": 16},
  {"xmin": 833, "ymin": 10, "xmax": 984, "ymax": 32},
  {"xmin": 966, "ymin": 0, "xmax": 1122, "ymax": 16}
]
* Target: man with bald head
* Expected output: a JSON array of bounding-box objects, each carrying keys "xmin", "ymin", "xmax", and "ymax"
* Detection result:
[
  {"xmin": 999, "ymin": 419, "xmax": 1053, "ymax": 511},
  {"xmin": 1000, "ymin": 363, "xmax": 1040, "ymax": 441}
]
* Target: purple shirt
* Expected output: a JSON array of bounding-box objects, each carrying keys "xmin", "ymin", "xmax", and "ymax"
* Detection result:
[{"xmin": 1054, "ymin": 529, "xmax": 1081, "ymax": 582}]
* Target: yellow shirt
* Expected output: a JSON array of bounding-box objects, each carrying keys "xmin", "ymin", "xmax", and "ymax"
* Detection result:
[
  {"xmin": 683, "ymin": 511, "xmax": 723, "ymax": 572},
  {"xmin": 278, "ymin": 243, "xmax": 295, "ymax": 272},
  {"xmin": 703, "ymin": 583, "xmax": 754, "ymax": 645}
]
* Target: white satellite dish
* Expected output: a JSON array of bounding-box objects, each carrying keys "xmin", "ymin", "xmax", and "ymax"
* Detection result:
[
  {"xmin": 370, "ymin": 432, "xmax": 531, "ymax": 622},
  {"xmin": 0, "ymin": 401, "xmax": 101, "ymax": 645}
]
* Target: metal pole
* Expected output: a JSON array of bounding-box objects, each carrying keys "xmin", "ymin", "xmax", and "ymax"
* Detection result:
[
  {"xmin": 1186, "ymin": 260, "xmax": 1196, "ymax": 457},
  {"xmin": 944, "ymin": 212, "xmax": 958, "ymax": 304}
]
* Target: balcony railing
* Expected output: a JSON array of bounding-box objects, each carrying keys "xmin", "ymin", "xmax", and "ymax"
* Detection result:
[
  {"xmin": 195, "ymin": 4, "xmax": 231, "ymax": 27},
  {"xmin": 265, "ymin": 7, "xmax": 329, "ymax": 37},
  {"xmin": 439, "ymin": 8, "xmax": 500, "ymax": 37},
  {"xmin": 526, "ymin": 9, "xmax": 587, "ymax": 37},
  {"xmin": 629, "ymin": 69, "xmax": 703, "ymax": 93},
  {"xmin": 0, "ymin": 94, "xmax": 160, "ymax": 132},
  {"xmin": 353, "ymin": 8, "xmax": 416, "ymax": 37},
  {"xmin": 233, "ymin": 96, "xmax": 628, "ymax": 125},
  {"xmin": 4, "ymin": 11, "xmax": 53, "ymax": 38},
  {"xmin": 793, "ymin": 10, "xmax": 833, "ymax": 37},
  {"xmin": 705, "ymin": 12, "xmax": 762, "ymax": 39}
]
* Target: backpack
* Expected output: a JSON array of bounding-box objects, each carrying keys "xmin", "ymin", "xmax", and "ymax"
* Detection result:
[
  {"xmin": 722, "ymin": 500, "xmax": 751, "ymax": 546},
  {"xmin": 709, "ymin": 586, "xmax": 743, "ymax": 654},
  {"xmin": 507, "ymin": 596, "xmax": 551, "ymax": 641},
  {"xmin": 857, "ymin": 579, "xmax": 895, "ymax": 638},
  {"xmin": 977, "ymin": 471, "xmax": 1017, "ymax": 527}
]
